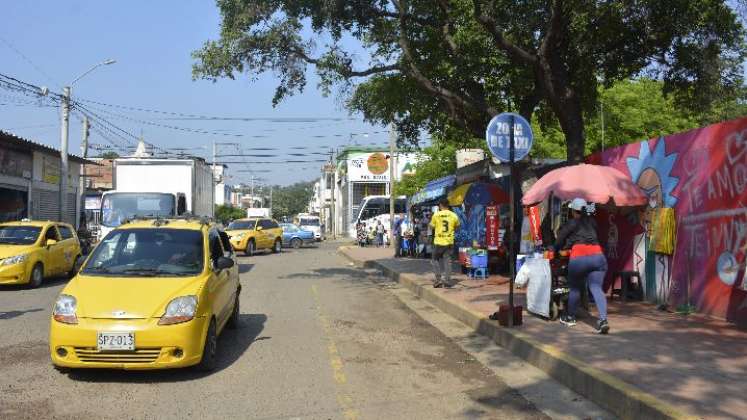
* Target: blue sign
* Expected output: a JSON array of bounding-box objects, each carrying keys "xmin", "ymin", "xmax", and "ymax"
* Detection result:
[{"xmin": 486, "ymin": 112, "xmax": 534, "ymax": 162}]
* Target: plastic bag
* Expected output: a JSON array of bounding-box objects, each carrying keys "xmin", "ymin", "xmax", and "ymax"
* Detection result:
[{"xmin": 522, "ymin": 257, "xmax": 552, "ymax": 318}]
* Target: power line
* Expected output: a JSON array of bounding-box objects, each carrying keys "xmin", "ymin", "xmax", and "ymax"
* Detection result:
[
  {"xmin": 0, "ymin": 36, "xmax": 61, "ymax": 88},
  {"xmin": 77, "ymin": 97, "xmax": 358, "ymax": 122}
]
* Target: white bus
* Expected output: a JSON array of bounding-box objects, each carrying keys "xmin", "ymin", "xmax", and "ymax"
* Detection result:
[{"xmin": 350, "ymin": 195, "xmax": 407, "ymax": 237}]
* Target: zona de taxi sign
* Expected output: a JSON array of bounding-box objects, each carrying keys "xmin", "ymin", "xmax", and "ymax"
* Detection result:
[{"xmin": 485, "ymin": 112, "xmax": 534, "ymax": 162}]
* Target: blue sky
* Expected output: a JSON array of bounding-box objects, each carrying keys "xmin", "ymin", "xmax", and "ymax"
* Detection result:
[{"xmin": 1, "ymin": 1, "xmax": 390, "ymax": 186}]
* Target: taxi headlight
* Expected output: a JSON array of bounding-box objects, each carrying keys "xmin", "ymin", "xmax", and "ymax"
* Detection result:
[
  {"xmin": 1, "ymin": 254, "xmax": 27, "ymax": 266},
  {"xmin": 53, "ymin": 294, "xmax": 78, "ymax": 324},
  {"xmin": 158, "ymin": 295, "xmax": 198, "ymax": 325}
]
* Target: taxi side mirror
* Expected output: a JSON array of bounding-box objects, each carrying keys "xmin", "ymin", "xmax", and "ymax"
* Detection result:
[
  {"xmin": 45, "ymin": 239, "xmax": 58, "ymax": 247},
  {"xmin": 215, "ymin": 256, "xmax": 234, "ymax": 271},
  {"xmin": 256, "ymin": 226, "xmax": 264, "ymax": 231}
]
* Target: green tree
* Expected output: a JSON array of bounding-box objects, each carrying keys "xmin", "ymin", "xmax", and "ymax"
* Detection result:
[
  {"xmin": 215, "ymin": 204, "xmax": 246, "ymax": 225},
  {"xmin": 193, "ymin": 0, "xmax": 745, "ymax": 162},
  {"xmin": 100, "ymin": 151, "xmax": 120, "ymax": 159},
  {"xmin": 270, "ymin": 181, "xmax": 315, "ymax": 221}
]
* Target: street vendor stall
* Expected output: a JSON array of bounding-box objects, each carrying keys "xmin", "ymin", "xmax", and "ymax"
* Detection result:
[
  {"xmin": 447, "ymin": 182, "xmax": 509, "ymax": 275},
  {"xmin": 518, "ymin": 163, "xmax": 648, "ymax": 320}
]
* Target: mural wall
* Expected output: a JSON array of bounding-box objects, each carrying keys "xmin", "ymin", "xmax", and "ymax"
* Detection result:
[{"xmin": 589, "ymin": 117, "xmax": 747, "ymax": 324}]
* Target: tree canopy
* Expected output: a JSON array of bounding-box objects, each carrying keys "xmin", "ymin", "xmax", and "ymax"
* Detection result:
[
  {"xmin": 194, "ymin": 0, "xmax": 745, "ymax": 161},
  {"xmin": 270, "ymin": 181, "xmax": 315, "ymax": 221}
]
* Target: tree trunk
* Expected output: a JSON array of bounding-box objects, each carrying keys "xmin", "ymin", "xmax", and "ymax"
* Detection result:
[{"xmin": 535, "ymin": 59, "xmax": 586, "ymax": 163}]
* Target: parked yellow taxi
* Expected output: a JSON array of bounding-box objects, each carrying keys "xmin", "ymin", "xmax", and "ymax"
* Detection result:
[
  {"xmin": 226, "ymin": 218, "xmax": 283, "ymax": 256},
  {"xmin": 49, "ymin": 218, "xmax": 240, "ymax": 371},
  {"xmin": 0, "ymin": 220, "xmax": 82, "ymax": 288}
]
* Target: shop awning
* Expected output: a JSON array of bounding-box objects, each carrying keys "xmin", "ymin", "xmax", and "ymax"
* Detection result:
[
  {"xmin": 410, "ymin": 175, "xmax": 456, "ymax": 206},
  {"xmin": 448, "ymin": 182, "xmax": 509, "ymax": 206}
]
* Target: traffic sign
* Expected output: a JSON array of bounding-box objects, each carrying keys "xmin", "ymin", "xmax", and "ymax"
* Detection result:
[{"xmin": 485, "ymin": 112, "xmax": 534, "ymax": 162}]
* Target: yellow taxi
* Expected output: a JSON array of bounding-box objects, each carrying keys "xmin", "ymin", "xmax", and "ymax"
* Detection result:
[
  {"xmin": 226, "ymin": 218, "xmax": 283, "ymax": 256},
  {"xmin": 0, "ymin": 220, "xmax": 82, "ymax": 288},
  {"xmin": 49, "ymin": 218, "xmax": 240, "ymax": 371}
]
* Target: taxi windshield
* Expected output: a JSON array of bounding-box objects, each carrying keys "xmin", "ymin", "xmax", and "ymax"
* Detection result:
[
  {"xmin": 0, "ymin": 226, "xmax": 42, "ymax": 245},
  {"xmin": 227, "ymin": 220, "xmax": 255, "ymax": 230},
  {"xmin": 82, "ymin": 228, "xmax": 204, "ymax": 277},
  {"xmin": 101, "ymin": 193, "xmax": 176, "ymax": 228}
]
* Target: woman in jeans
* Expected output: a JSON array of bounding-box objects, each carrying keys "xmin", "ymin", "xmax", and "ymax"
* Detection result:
[{"xmin": 554, "ymin": 198, "xmax": 610, "ymax": 334}]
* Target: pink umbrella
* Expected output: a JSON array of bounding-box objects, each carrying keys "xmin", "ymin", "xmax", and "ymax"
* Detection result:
[{"xmin": 522, "ymin": 163, "xmax": 648, "ymax": 206}]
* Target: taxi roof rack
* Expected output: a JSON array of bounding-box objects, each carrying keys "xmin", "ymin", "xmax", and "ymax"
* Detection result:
[{"xmin": 122, "ymin": 214, "xmax": 213, "ymax": 226}]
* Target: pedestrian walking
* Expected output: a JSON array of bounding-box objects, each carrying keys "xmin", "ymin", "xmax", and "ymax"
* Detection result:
[
  {"xmin": 356, "ymin": 222, "xmax": 367, "ymax": 247},
  {"xmin": 554, "ymin": 198, "xmax": 610, "ymax": 334},
  {"xmin": 393, "ymin": 215, "xmax": 403, "ymax": 257},
  {"xmin": 375, "ymin": 220, "xmax": 385, "ymax": 247},
  {"xmin": 429, "ymin": 199, "xmax": 460, "ymax": 288}
]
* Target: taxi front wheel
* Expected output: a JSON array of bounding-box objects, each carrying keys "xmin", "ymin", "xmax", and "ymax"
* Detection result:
[
  {"xmin": 196, "ymin": 319, "xmax": 217, "ymax": 372},
  {"xmin": 28, "ymin": 263, "xmax": 43, "ymax": 288}
]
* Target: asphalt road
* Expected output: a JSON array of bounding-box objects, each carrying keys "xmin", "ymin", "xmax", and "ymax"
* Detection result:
[{"xmin": 0, "ymin": 242, "xmax": 606, "ymax": 419}]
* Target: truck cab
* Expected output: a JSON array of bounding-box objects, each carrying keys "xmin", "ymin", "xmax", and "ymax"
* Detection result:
[{"xmin": 294, "ymin": 214, "xmax": 322, "ymax": 241}]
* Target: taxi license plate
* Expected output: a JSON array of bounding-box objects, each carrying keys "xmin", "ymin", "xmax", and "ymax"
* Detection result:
[{"xmin": 97, "ymin": 332, "xmax": 135, "ymax": 351}]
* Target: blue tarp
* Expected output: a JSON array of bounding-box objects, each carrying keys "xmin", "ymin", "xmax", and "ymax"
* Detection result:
[{"xmin": 410, "ymin": 175, "xmax": 457, "ymax": 206}]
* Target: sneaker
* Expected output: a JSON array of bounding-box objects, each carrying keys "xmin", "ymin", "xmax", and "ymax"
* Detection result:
[
  {"xmin": 595, "ymin": 319, "xmax": 610, "ymax": 334},
  {"xmin": 433, "ymin": 283, "xmax": 444, "ymax": 289},
  {"xmin": 559, "ymin": 315, "xmax": 577, "ymax": 326}
]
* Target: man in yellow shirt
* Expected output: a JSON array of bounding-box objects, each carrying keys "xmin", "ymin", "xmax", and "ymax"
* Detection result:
[{"xmin": 429, "ymin": 199, "xmax": 460, "ymax": 288}]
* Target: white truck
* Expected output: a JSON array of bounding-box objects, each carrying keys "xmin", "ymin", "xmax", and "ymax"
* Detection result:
[
  {"xmin": 246, "ymin": 207, "xmax": 271, "ymax": 218},
  {"xmin": 294, "ymin": 213, "xmax": 322, "ymax": 241},
  {"xmin": 98, "ymin": 157, "xmax": 214, "ymax": 239}
]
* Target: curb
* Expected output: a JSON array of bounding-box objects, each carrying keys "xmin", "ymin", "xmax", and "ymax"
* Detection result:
[{"xmin": 339, "ymin": 246, "xmax": 697, "ymax": 420}]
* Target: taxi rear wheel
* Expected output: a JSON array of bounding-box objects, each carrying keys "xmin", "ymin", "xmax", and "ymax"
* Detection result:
[
  {"xmin": 272, "ymin": 239, "xmax": 282, "ymax": 253},
  {"xmin": 28, "ymin": 263, "xmax": 43, "ymax": 288},
  {"xmin": 196, "ymin": 319, "xmax": 217, "ymax": 372},
  {"xmin": 227, "ymin": 293, "xmax": 240, "ymax": 329}
]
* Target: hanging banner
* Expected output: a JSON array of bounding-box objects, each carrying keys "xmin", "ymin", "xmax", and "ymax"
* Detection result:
[
  {"xmin": 485, "ymin": 205, "xmax": 500, "ymax": 250},
  {"xmin": 527, "ymin": 205, "xmax": 543, "ymax": 245}
]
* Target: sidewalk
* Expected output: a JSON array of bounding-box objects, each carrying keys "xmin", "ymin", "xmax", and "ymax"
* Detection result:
[{"xmin": 340, "ymin": 246, "xmax": 747, "ymax": 420}]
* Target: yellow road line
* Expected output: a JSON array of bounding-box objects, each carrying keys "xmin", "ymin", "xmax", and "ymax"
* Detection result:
[{"xmin": 311, "ymin": 284, "xmax": 360, "ymax": 420}]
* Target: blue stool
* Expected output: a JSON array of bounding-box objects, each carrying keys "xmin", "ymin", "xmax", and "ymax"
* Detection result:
[{"xmin": 469, "ymin": 255, "xmax": 488, "ymax": 279}]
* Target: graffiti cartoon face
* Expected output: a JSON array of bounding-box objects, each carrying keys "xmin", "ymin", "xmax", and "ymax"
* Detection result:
[
  {"xmin": 626, "ymin": 138, "xmax": 679, "ymax": 209},
  {"xmin": 637, "ymin": 168, "xmax": 663, "ymax": 208}
]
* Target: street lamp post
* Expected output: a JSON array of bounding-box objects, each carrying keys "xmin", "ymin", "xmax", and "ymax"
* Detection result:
[{"xmin": 59, "ymin": 59, "xmax": 115, "ymax": 224}]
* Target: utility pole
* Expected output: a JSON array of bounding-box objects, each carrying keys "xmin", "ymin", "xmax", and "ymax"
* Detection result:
[
  {"xmin": 269, "ymin": 185, "xmax": 273, "ymax": 218},
  {"xmin": 250, "ymin": 175, "xmax": 254, "ymax": 208},
  {"xmin": 59, "ymin": 86, "xmax": 71, "ymax": 224},
  {"xmin": 328, "ymin": 148, "xmax": 336, "ymax": 239},
  {"xmin": 77, "ymin": 115, "xmax": 90, "ymax": 229},
  {"xmin": 388, "ymin": 124, "xmax": 396, "ymax": 245}
]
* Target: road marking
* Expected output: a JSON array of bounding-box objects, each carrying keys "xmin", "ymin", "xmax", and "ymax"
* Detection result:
[{"xmin": 311, "ymin": 284, "xmax": 359, "ymax": 420}]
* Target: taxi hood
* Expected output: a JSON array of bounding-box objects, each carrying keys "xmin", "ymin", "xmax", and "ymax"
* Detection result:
[
  {"xmin": 65, "ymin": 275, "xmax": 207, "ymax": 319},
  {"xmin": 0, "ymin": 245, "xmax": 36, "ymax": 259}
]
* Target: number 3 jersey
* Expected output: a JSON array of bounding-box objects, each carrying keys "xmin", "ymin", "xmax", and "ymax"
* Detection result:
[{"xmin": 429, "ymin": 210, "xmax": 460, "ymax": 246}]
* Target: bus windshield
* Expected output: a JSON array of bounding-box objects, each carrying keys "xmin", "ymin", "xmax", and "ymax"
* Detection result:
[
  {"xmin": 299, "ymin": 218, "xmax": 319, "ymax": 227},
  {"xmin": 101, "ymin": 193, "xmax": 176, "ymax": 227},
  {"xmin": 356, "ymin": 198, "xmax": 407, "ymax": 222}
]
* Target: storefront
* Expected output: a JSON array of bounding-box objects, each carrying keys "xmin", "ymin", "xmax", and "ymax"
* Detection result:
[
  {"xmin": 0, "ymin": 131, "xmax": 93, "ymax": 226},
  {"xmin": 333, "ymin": 147, "xmax": 420, "ymax": 237}
]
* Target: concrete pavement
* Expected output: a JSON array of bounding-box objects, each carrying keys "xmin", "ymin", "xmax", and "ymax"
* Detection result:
[
  {"xmin": 0, "ymin": 242, "xmax": 605, "ymax": 419},
  {"xmin": 340, "ymin": 245, "xmax": 747, "ymax": 420}
]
